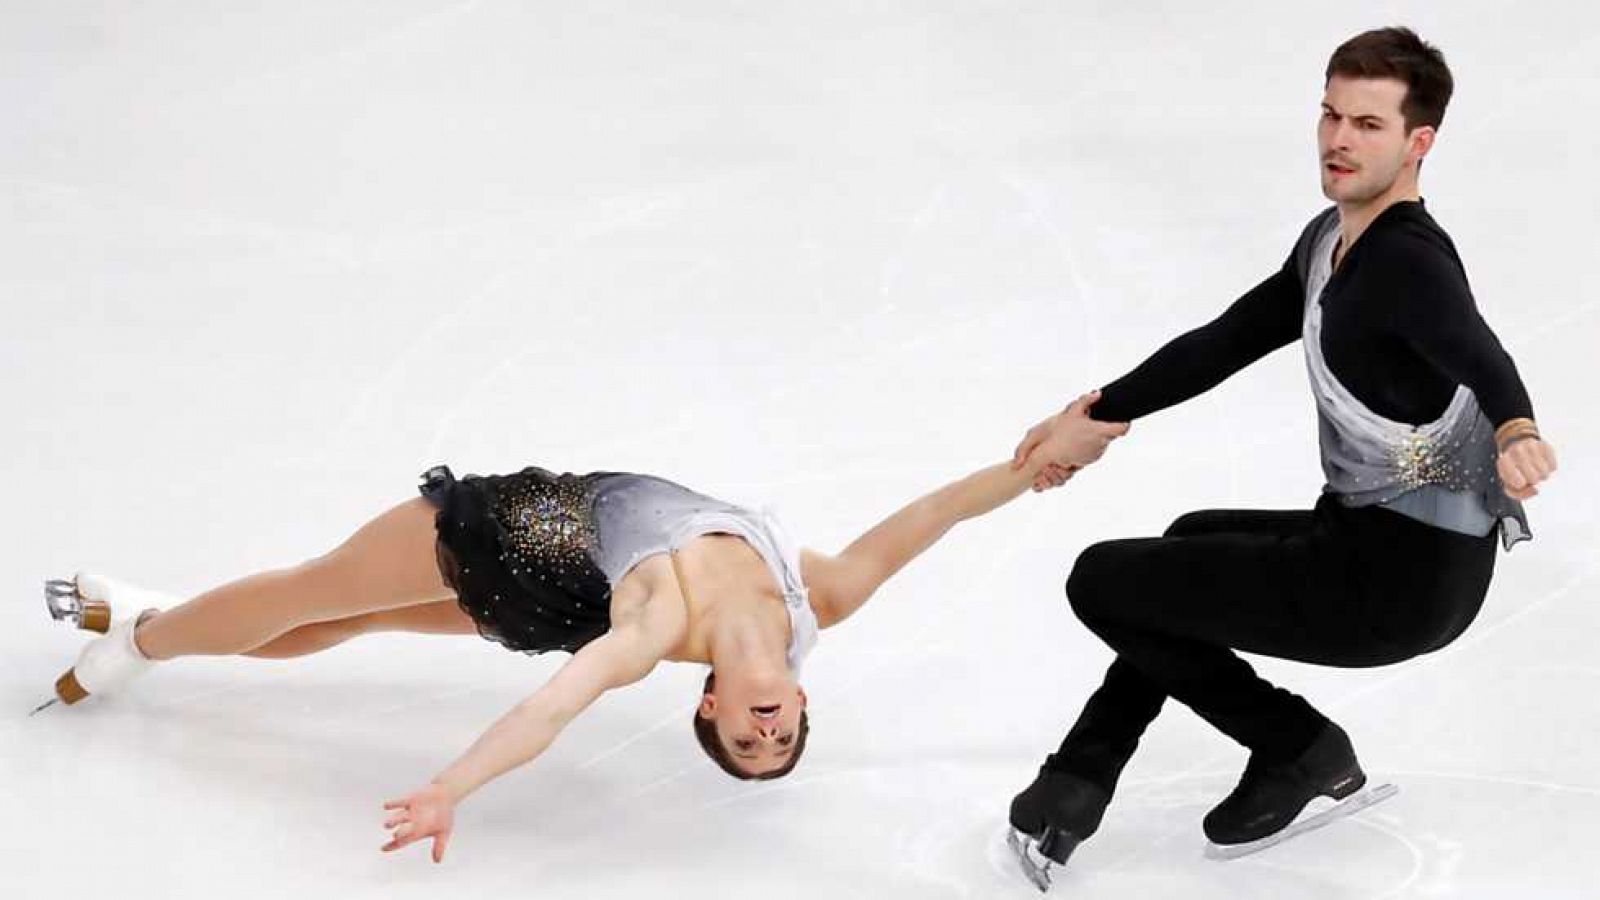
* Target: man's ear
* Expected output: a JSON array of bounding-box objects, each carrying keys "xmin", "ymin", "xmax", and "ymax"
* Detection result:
[{"xmin": 1408, "ymin": 124, "xmax": 1437, "ymax": 166}]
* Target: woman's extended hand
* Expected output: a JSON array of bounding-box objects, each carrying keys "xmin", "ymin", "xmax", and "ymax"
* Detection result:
[{"xmin": 382, "ymin": 782, "xmax": 456, "ymax": 863}]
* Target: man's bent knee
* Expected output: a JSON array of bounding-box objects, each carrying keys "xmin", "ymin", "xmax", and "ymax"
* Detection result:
[
  {"xmin": 1164, "ymin": 510, "xmax": 1220, "ymax": 538},
  {"xmin": 1066, "ymin": 541, "xmax": 1124, "ymax": 624}
]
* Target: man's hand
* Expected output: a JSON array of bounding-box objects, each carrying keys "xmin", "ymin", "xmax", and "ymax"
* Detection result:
[
  {"xmin": 1011, "ymin": 390, "xmax": 1131, "ymax": 492},
  {"xmin": 1498, "ymin": 436, "xmax": 1557, "ymax": 501}
]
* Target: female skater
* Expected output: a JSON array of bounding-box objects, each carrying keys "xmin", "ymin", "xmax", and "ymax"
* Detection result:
[{"xmin": 41, "ymin": 393, "xmax": 1128, "ymax": 862}]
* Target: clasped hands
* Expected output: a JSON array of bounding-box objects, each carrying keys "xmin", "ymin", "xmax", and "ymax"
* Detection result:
[{"xmin": 1010, "ymin": 390, "xmax": 1131, "ymax": 492}]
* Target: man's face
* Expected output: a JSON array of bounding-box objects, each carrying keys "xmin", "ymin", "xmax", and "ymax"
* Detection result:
[{"xmin": 1318, "ymin": 75, "xmax": 1433, "ymax": 204}]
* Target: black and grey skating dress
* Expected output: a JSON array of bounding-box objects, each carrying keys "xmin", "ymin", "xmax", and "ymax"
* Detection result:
[{"xmin": 418, "ymin": 465, "xmax": 819, "ymax": 665}]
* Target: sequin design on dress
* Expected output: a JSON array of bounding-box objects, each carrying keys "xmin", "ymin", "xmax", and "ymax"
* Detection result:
[
  {"xmin": 419, "ymin": 465, "xmax": 613, "ymax": 656},
  {"xmin": 488, "ymin": 471, "xmax": 601, "ymax": 592}
]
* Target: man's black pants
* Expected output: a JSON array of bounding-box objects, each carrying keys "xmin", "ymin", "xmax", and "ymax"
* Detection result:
[{"xmin": 1051, "ymin": 492, "xmax": 1498, "ymax": 788}]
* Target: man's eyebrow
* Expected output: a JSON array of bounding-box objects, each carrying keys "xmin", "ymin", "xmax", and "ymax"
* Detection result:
[{"xmin": 1323, "ymin": 103, "xmax": 1386, "ymax": 123}]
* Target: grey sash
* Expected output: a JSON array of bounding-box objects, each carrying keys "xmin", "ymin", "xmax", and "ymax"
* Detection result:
[{"xmin": 1298, "ymin": 213, "xmax": 1529, "ymax": 550}]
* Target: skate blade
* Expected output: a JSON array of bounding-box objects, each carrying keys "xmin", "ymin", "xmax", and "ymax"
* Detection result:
[
  {"xmin": 28, "ymin": 698, "xmax": 59, "ymax": 716},
  {"xmin": 1005, "ymin": 828, "xmax": 1055, "ymax": 892},
  {"xmin": 1205, "ymin": 782, "xmax": 1400, "ymax": 861}
]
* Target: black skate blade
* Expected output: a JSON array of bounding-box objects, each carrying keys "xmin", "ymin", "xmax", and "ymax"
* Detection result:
[
  {"xmin": 1006, "ymin": 827, "xmax": 1054, "ymax": 892},
  {"xmin": 1205, "ymin": 782, "xmax": 1399, "ymax": 861},
  {"xmin": 28, "ymin": 697, "xmax": 59, "ymax": 717}
]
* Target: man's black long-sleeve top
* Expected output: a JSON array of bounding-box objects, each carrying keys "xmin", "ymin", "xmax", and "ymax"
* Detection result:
[{"xmin": 1090, "ymin": 200, "xmax": 1533, "ymax": 430}]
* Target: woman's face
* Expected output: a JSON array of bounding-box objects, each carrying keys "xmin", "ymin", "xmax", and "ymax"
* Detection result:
[{"xmin": 699, "ymin": 671, "xmax": 807, "ymax": 776}]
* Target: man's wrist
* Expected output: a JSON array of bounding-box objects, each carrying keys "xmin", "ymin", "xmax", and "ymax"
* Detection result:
[{"xmin": 1495, "ymin": 417, "xmax": 1540, "ymax": 453}]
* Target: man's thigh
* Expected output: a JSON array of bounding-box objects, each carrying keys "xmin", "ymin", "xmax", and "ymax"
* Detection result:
[{"xmin": 1068, "ymin": 515, "xmax": 1372, "ymax": 665}]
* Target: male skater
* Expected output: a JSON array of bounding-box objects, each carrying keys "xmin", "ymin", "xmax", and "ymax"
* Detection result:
[{"xmin": 1004, "ymin": 26, "xmax": 1559, "ymax": 888}]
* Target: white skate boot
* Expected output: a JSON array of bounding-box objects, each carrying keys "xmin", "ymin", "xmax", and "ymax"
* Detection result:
[
  {"xmin": 38, "ymin": 572, "xmax": 174, "ymax": 711},
  {"xmin": 44, "ymin": 571, "xmax": 174, "ymax": 632},
  {"xmin": 51, "ymin": 607, "xmax": 162, "ymax": 705}
]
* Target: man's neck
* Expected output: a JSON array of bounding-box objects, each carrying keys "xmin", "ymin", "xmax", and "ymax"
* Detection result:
[{"xmin": 1336, "ymin": 176, "xmax": 1422, "ymax": 260}]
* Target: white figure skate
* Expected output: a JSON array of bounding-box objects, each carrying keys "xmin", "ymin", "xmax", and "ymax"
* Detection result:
[{"xmin": 37, "ymin": 572, "xmax": 172, "ymax": 712}]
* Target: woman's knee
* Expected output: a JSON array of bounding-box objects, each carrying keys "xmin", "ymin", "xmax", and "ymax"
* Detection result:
[{"xmin": 244, "ymin": 615, "xmax": 366, "ymax": 658}]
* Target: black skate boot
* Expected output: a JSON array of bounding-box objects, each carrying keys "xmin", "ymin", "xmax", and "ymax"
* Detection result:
[
  {"xmin": 1203, "ymin": 722, "xmax": 1398, "ymax": 859},
  {"xmin": 1006, "ymin": 759, "xmax": 1112, "ymax": 891}
]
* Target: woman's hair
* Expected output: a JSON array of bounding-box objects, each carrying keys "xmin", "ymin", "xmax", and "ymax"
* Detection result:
[{"xmin": 692, "ymin": 672, "xmax": 810, "ymax": 781}]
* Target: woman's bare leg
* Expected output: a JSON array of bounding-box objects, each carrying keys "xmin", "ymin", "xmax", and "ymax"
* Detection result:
[
  {"xmin": 243, "ymin": 600, "xmax": 478, "ymax": 659},
  {"xmin": 133, "ymin": 498, "xmax": 452, "ymax": 661}
]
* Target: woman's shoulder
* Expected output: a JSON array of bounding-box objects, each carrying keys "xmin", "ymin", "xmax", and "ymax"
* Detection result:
[
  {"xmin": 797, "ymin": 549, "xmax": 851, "ymax": 629},
  {"xmin": 610, "ymin": 556, "xmax": 680, "ymax": 621}
]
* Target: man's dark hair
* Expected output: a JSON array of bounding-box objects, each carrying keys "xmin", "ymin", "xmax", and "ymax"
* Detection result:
[
  {"xmin": 692, "ymin": 672, "xmax": 810, "ymax": 781},
  {"xmin": 1326, "ymin": 27, "xmax": 1454, "ymax": 131}
]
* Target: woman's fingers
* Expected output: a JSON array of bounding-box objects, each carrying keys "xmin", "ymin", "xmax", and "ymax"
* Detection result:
[
  {"xmin": 1013, "ymin": 426, "xmax": 1047, "ymax": 469},
  {"xmin": 432, "ymin": 829, "xmax": 451, "ymax": 864},
  {"xmin": 382, "ymin": 824, "xmax": 415, "ymax": 852}
]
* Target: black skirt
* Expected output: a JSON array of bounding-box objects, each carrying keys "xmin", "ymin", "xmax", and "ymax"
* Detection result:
[{"xmin": 419, "ymin": 465, "xmax": 613, "ymax": 655}]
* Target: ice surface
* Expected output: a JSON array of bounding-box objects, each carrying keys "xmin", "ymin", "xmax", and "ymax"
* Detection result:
[{"xmin": 4, "ymin": 4, "xmax": 1597, "ymax": 898}]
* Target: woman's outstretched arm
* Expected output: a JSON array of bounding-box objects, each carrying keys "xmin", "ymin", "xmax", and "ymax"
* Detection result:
[
  {"xmin": 380, "ymin": 596, "xmax": 681, "ymax": 862},
  {"xmin": 806, "ymin": 397, "xmax": 1127, "ymax": 629}
]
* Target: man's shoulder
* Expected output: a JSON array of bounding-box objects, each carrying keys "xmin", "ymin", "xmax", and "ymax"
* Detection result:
[
  {"xmin": 1360, "ymin": 207, "xmax": 1471, "ymax": 301},
  {"xmin": 1366, "ymin": 212, "xmax": 1460, "ymax": 272}
]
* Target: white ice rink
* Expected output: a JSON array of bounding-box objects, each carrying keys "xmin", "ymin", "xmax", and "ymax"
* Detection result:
[{"xmin": 4, "ymin": 3, "xmax": 1598, "ymax": 898}]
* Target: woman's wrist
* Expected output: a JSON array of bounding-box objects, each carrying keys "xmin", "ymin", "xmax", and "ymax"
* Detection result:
[{"xmin": 429, "ymin": 776, "xmax": 469, "ymax": 804}]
